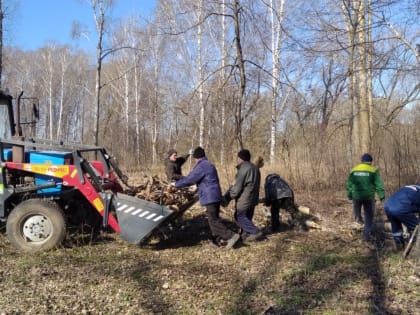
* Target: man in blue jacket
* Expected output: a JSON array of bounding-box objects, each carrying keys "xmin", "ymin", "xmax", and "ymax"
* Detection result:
[
  {"xmin": 175, "ymin": 146, "xmax": 240, "ymax": 249},
  {"xmin": 384, "ymin": 184, "xmax": 420, "ymax": 251}
]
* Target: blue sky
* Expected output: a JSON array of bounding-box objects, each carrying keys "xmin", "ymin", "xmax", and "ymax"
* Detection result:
[{"xmin": 9, "ymin": 0, "xmax": 156, "ymax": 51}]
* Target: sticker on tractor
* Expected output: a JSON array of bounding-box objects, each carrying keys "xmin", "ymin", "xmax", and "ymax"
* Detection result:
[{"xmin": 23, "ymin": 164, "xmax": 70, "ymax": 177}]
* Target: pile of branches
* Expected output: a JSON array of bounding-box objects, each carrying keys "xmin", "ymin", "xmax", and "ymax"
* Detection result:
[{"xmin": 124, "ymin": 175, "xmax": 197, "ymax": 211}]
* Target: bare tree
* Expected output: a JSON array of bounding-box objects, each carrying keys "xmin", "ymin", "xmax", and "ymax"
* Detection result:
[
  {"xmin": 232, "ymin": 0, "xmax": 246, "ymax": 149},
  {"xmin": 91, "ymin": 0, "xmax": 112, "ymax": 146},
  {"xmin": 342, "ymin": 0, "xmax": 369, "ymax": 159}
]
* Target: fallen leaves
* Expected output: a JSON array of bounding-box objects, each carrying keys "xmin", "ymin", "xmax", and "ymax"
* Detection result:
[{"xmin": 0, "ymin": 189, "xmax": 418, "ymax": 314}]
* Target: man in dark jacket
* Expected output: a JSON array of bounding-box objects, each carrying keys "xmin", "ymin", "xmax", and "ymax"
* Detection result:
[
  {"xmin": 384, "ymin": 184, "xmax": 420, "ymax": 251},
  {"xmin": 346, "ymin": 153, "xmax": 385, "ymax": 241},
  {"xmin": 165, "ymin": 148, "xmax": 191, "ymax": 181},
  {"xmin": 175, "ymin": 146, "xmax": 240, "ymax": 249},
  {"xmin": 223, "ymin": 149, "xmax": 262, "ymax": 243},
  {"xmin": 263, "ymin": 173, "xmax": 299, "ymax": 232}
]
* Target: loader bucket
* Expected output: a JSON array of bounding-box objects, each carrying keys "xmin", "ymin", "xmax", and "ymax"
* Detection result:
[{"xmin": 113, "ymin": 193, "xmax": 173, "ymax": 244}]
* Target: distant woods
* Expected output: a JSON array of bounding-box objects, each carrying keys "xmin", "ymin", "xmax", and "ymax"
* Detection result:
[{"xmin": 1, "ymin": 0, "xmax": 419, "ymax": 190}]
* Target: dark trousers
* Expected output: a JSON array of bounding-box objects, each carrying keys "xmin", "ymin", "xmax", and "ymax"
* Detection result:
[
  {"xmin": 206, "ymin": 203, "xmax": 234, "ymax": 240},
  {"xmin": 270, "ymin": 198, "xmax": 298, "ymax": 231},
  {"xmin": 385, "ymin": 212, "xmax": 419, "ymax": 245},
  {"xmin": 235, "ymin": 207, "xmax": 260, "ymax": 234},
  {"xmin": 352, "ymin": 199, "xmax": 375, "ymax": 240}
]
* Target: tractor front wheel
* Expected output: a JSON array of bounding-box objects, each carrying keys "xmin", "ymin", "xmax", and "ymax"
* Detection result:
[{"xmin": 6, "ymin": 199, "xmax": 66, "ymax": 253}]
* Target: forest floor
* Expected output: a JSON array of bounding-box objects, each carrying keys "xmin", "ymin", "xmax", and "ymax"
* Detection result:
[{"xmin": 0, "ymin": 190, "xmax": 419, "ymax": 315}]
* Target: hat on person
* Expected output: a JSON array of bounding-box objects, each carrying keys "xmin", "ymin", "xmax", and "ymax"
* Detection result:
[
  {"xmin": 238, "ymin": 149, "xmax": 251, "ymax": 162},
  {"xmin": 167, "ymin": 149, "xmax": 177, "ymax": 158},
  {"xmin": 361, "ymin": 153, "xmax": 373, "ymax": 162},
  {"xmin": 192, "ymin": 146, "xmax": 205, "ymax": 159}
]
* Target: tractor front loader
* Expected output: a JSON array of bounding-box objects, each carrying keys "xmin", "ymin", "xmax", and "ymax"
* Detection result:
[
  {"xmin": 0, "ymin": 91, "xmax": 176, "ymax": 253},
  {"xmin": 0, "ymin": 138, "xmax": 174, "ymax": 252}
]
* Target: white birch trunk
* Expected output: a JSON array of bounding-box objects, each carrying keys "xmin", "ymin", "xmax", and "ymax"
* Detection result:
[
  {"xmin": 47, "ymin": 51, "xmax": 53, "ymax": 140},
  {"xmin": 57, "ymin": 53, "xmax": 66, "ymax": 141},
  {"xmin": 134, "ymin": 57, "xmax": 141, "ymax": 166},
  {"xmin": 220, "ymin": 0, "xmax": 226, "ymax": 163},
  {"xmin": 269, "ymin": 0, "xmax": 285, "ymax": 165},
  {"xmin": 124, "ymin": 72, "xmax": 129, "ymax": 151},
  {"xmin": 198, "ymin": 0, "xmax": 204, "ymax": 147}
]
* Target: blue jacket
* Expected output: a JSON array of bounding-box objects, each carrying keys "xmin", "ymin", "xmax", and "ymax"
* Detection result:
[
  {"xmin": 384, "ymin": 185, "xmax": 420, "ymax": 215},
  {"xmin": 175, "ymin": 157, "xmax": 222, "ymax": 206}
]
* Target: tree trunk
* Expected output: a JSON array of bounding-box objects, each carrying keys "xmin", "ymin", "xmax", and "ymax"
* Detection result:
[
  {"xmin": 357, "ymin": 0, "xmax": 370, "ymax": 154},
  {"xmin": 198, "ymin": 0, "xmax": 204, "ymax": 147},
  {"xmin": 367, "ymin": 0, "xmax": 373, "ymax": 140},
  {"xmin": 92, "ymin": 0, "xmax": 106, "ymax": 147},
  {"xmin": 269, "ymin": 0, "xmax": 285, "ymax": 165},
  {"xmin": 233, "ymin": 0, "xmax": 246, "ymax": 149},
  {"xmin": 343, "ymin": 0, "xmax": 360, "ymax": 161},
  {"xmin": 220, "ymin": 0, "xmax": 227, "ymax": 163}
]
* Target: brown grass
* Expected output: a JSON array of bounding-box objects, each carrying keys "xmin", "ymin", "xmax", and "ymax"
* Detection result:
[{"xmin": 0, "ymin": 189, "xmax": 418, "ymax": 315}]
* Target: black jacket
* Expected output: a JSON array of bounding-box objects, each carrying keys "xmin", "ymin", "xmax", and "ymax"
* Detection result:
[
  {"xmin": 264, "ymin": 173, "xmax": 294, "ymax": 206},
  {"xmin": 164, "ymin": 154, "xmax": 189, "ymax": 181}
]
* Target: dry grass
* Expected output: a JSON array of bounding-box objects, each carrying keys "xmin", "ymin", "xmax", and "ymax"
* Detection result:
[{"xmin": 0, "ymin": 190, "xmax": 418, "ymax": 315}]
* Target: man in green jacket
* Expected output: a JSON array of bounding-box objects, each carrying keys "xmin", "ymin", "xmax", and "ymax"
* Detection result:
[{"xmin": 346, "ymin": 153, "xmax": 385, "ymax": 241}]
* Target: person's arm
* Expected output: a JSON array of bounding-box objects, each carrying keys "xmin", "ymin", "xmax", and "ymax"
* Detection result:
[
  {"xmin": 263, "ymin": 183, "xmax": 271, "ymax": 206},
  {"xmin": 228, "ymin": 167, "xmax": 246, "ymax": 199},
  {"xmin": 175, "ymin": 163, "xmax": 203, "ymax": 188},
  {"xmin": 374, "ymin": 170, "xmax": 385, "ymax": 201},
  {"xmin": 165, "ymin": 161, "xmax": 177, "ymax": 181},
  {"xmin": 176, "ymin": 153, "xmax": 191, "ymax": 166}
]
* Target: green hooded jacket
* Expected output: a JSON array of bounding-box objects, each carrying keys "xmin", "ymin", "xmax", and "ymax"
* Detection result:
[{"xmin": 346, "ymin": 163, "xmax": 385, "ymax": 201}]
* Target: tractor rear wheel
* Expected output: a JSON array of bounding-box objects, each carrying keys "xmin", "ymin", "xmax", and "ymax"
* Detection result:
[{"xmin": 6, "ymin": 199, "xmax": 66, "ymax": 253}]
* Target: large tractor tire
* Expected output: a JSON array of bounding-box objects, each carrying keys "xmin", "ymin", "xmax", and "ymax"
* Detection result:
[{"xmin": 6, "ymin": 199, "xmax": 66, "ymax": 253}]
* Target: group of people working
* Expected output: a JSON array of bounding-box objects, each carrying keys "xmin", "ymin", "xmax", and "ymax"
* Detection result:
[
  {"xmin": 164, "ymin": 147, "xmax": 304, "ymax": 249},
  {"xmin": 346, "ymin": 153, "xmax": 419, "ymax": 251},
  {"xmin": 165, "ymin": 148, "xmax": 419, "ymax": 251}
]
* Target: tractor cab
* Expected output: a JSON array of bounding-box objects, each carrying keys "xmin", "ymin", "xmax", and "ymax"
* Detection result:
[
  {"xmin": 0, "ymin": 90, "xmax": 39, "ymax": 140},
  {"xmin": 0, "ymin": 91, "xmax": 16, "ymax": 139}
]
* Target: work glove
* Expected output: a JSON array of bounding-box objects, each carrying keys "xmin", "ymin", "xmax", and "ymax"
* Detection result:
[
  {"xmin": 188, "ymin": 149, "xmax": 194, "ymax": 155},
  {"xmin": 348, "ymin": 198, "xmax": 353, "ymax": 204},
  {"xmin": 170, "ymin": 182, "xmax": 176, "ymax": 187},
  {"xmin": 188, "ymin": 184, "xmax": 197, "ymax": 193}
]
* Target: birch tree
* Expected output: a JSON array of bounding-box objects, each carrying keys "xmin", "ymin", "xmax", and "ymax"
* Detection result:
[
  {"xmin": 219, "ymin": 0, "xmax": 227, "ymax": 162},
  {"xmin": 268, "ymin": 0, "xmax": 286, "ymax": 165},
  {"xmin": 197, "ymin": 0, "xmax": 205, "ymax": 147}
]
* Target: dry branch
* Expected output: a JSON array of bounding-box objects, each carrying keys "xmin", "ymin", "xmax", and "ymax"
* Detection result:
[{"xmin": 124, "ymin": 175, "xmax": 197, "ymax": 212}]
